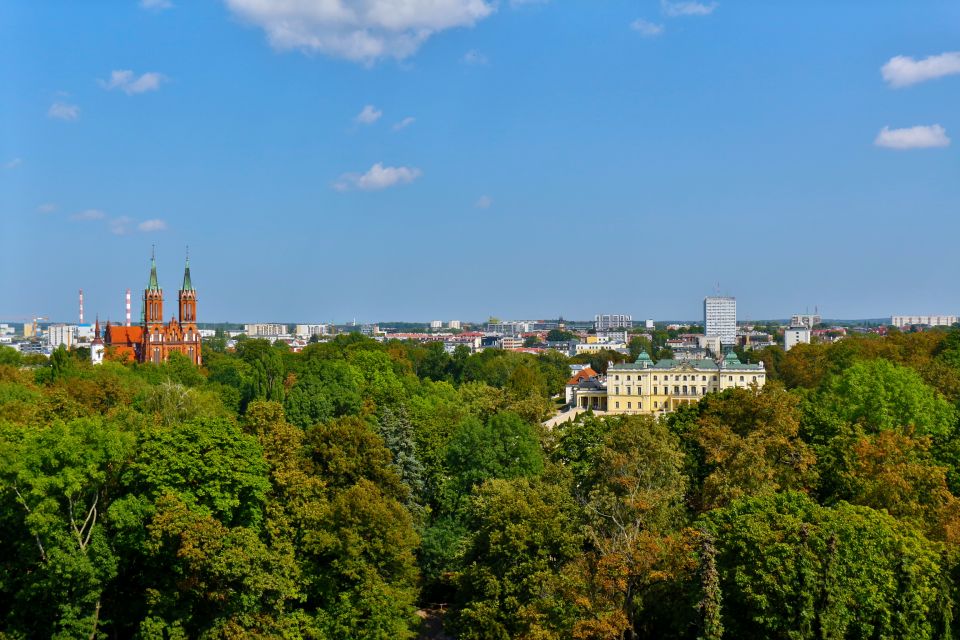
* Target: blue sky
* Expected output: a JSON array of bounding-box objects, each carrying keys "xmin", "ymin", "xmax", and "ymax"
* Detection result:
[{"xmin": 2, "ymin": 1, "xmax": 958, "ymax": 323}]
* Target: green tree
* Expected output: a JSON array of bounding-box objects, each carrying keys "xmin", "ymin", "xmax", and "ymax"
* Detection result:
[
  {"xmin": 0, "ymin": 418, "xmax": 134, "ymax": 638},
  {"xmin": 701, "ymin": 491, "xmax": 949, "ymax": 640},
  {"xmin": 451, "ymin": 473, "xmax": 583, "ymax": 640}
]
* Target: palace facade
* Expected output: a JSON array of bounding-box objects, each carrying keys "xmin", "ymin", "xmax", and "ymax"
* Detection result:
[{"xmin": 568, "ymin": 350, "xmax": 766, "ymax": 416}]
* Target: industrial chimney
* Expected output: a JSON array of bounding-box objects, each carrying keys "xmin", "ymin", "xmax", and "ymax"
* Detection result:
[
  {"xmin": 125, "ymin": 289, "xmax": 131, "ymax": 327},
  {"xmin": 79, "ymin": 289, "xmax": 84, "ymax": 324}
]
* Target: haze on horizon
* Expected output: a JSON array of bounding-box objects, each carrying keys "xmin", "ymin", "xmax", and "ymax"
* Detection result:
[{"xmin": 1, "ymin": 1, "xmax": 958, "ymax": 324}]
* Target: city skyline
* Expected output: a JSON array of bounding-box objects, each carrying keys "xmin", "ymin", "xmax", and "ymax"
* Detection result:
[{"xmin": 2, "ymin": 2, "xmax": 959, "ymax": 321}]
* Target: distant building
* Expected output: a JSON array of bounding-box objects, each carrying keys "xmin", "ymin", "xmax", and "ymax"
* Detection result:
[
  {"xmin": 791, "ymin": 314, "xmax": 821, "ymax": 328},
  {"xmin": 245, "ymin": 323, "xmax": 287, "ymax": 337},
  {"xmin": 644, "ymin": 319, "xmax": 655, "ymax": 329},
  {"xmin": 891, "ymin": 315, "xmax": 958, "ymax": 328},
  {"xmin": 448, "ymin": 320, "xmax": 462, "ymax": 330},
  {"xmin": 430, "ymin": 320, "xmax": 443, "ymax": 329},
  {"xmin": 784, "ymin": 326, "xmax": 811, "ymax": 351},
  {"xmin": 704, "ymin": 296, "xmax": 737, "ymax": 346},
  {"xmin": 47, "ymin": 324, "xmax": 77, "ymax": 349},
  {"xmin": 295, "ymin": 324, "xmax": 331, "ymax": 338},
  {"xmin": 595, "ymin": 314, "xmax": 633, "ymax": 331}
]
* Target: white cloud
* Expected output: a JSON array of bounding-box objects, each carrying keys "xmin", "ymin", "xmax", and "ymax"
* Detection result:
[
  {"xmin": 475, "ymin": 195, "xmax": 493, "ymax": 208},
  {"xmin": 138, "ymin": 219, "xmax": 168, "ymax": 232},
  {"xmin": 661, "ymin": 0, "xmax": 717, "ymax": 17},
  {"xmin": 3, "ymin": 158, "xmax": 22, "ymax": 169},
  {"xmin": 48, "ymin": 102, "xmax": 80, "ymax": 120},
  {"xmin": 874, "ymin": 124, "xmax": 950, "ymax": 150},
  {"xmin": 462, "ymin": 49, "xmax": 488, "ymax": 65},
  {"xmin": 109, "ymin": 216, "xmax": 135, "ymax": 235},
  {"xmin": 99, "ymin": 70, "xmax": 166, "ymax": 95},
  {"xmin": 355, "ymin": 104, "xmax": 383, "ymax": 124},
  {"xmin": 140, "ymin": 0, "xmax": 173, "ymax": 9},
  {"xmin": 631, "ymin": 19, "xmax": 664, "ymax": 37},
  {"xmin": 393, "ymin": 116, "xmax": 416, "ymax": 131},
  {"xmin": 334, "ymin": 162, "xmax": 422, "ymax": 191},
  {"xmin": 882, "ymin": 52, "xmax": 960, "ymax": 88},
  {"xmin": 37, "ymin": 203, "xmax": 57, "ymax": 213},
  {"xmin": 72, "ymin": 209, "xmax": 107, "ymax": 221},
  {"xmin": 225, "ymin": 0, "xmax": 495, "ymax": 64}
]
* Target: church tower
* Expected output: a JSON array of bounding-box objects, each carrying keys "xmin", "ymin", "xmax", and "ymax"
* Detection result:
[
  {"xmin": 178, "ymin": 251, "xmax": 202, "ymax": 365},
  {"xmin": 90, "ymin": 316, "xmax": 105, "ymax": 365},
  {"xmin": 143, "ymin": 248, "xmax": 165, "ymax": 363}
]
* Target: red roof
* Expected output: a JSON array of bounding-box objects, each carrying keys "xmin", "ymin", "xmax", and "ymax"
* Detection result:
[
  {"xmin": 106, "ymin": 325, "xmax": 143, "ymax": 346},
  {"xmin": 566, "ymin": 367, "xmax": 598, "ymax": 385}
]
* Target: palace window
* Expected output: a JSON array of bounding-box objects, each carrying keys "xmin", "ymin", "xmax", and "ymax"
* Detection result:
[{"xmin": 615, "ymin": 402, "xmax": 620, "ymax": 409}]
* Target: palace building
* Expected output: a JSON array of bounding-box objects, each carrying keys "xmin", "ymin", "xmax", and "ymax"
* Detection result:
[
  {"xmin": 99, "ymin": 251, "xmax": 202, "ymax": 365},
  {"xmin": 568, "ymin": 350, "xmax": 766, "ymax": 416}
]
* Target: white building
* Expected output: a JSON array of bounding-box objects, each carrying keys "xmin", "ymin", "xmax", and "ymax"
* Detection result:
[
  {"xmin": 791, "ymin": 314, "xmax": 821, "ymax": 328},
  {"xmin": 704, "ymin": 296, "xmax": 737, "ymax": 346},
  {"xmin": 644, "ymin": 319, "xmax": 655, "ymax": 329},
  {"xmin": 448, "ymin": 320, "xmax": 462, "ymax": 330},
  {"xmin": 0, "ymin": 324, "xmax": 13, "ymax": 344},
  {"xmin": 47, "ymin": 324, "xmax": 77, "ymax": 349},
  {"xmin": 595, "ymin": 314, "xmax": 633, "ymax": 331},
  {"xmin": 430, "ymin": 320, "xmax": 443, "ymax": 329},
  {"xmin": 295, "ymin": 324, "xmax": 332, "ymax": 338},
  {"xmin": 245, "ymin": 323, "xmax": 287, "ymax": 337},
  {"xmin": 784, "ymin": 325, "xmax": 811, "ymax": 351},
  {"xmin": 891, "ymin": 315, "xmax": 958, "ymax": 328}
]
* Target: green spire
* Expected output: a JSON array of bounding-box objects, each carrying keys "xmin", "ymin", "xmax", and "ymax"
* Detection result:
[
  {"xmin": 148, "ymin": 246, "xmax": 160, "ymax": 291},
  {"xmin": 182, "ymin": 247, "xmax": 194, "ymax": 291}
]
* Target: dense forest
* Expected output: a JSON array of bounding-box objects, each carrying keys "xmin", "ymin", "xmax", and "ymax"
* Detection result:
[{"xmin": 3, "ymin": 328, "xmax": 960, "ymax": 638}]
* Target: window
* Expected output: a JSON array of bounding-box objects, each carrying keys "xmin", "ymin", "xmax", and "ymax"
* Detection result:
[
  {"xmin": 615, "ymin": 387, "xmax": 620, "ymax": 394},
  {"xmin": 627, "ymin": 402, "xmax": 632, "ymax": 409},
  {"xmin": 626, "ymin": 387, "xmax": 631, "ymax": 395},
  {"xmin": 752, "ymin": 376, "xmax": 757, "ymax": 381},
  {"xmin": 654, "ymin": 375, "xmax": 658, "ymax": 380},
  {"xmin": 740, "ymin": 375, "xmax": 744, "ymax": 381},
  {"xmin": 627, "ymin": 375, "xmax": 631, "ymax": 381},
  {"xmin": 615, "ymin": 375, "xmax": 620, "ymax": 381},
  {"xmin": 701, "ymin": 386, "xmax": 706, "ymax": 394},
  {"xmin": 654, "ymin": 401, "xmax": 658, "ymax": 408},
  {"xmin": 674, "ymin": 385, "xmax": 680, "ymax": 394},
  {"xmin": 615, "ymin": 402, "xmax": 620, "ymax": 409},
  {"xmin": 702, "ymin": 376, "xmax": 707, "ymax": 381},
  {"xmin": 728, "ymin": 376, "xmax": 733, "ymax": 381}
]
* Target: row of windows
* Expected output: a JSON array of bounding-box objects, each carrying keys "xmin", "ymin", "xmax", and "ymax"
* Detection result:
[
  {"xmin": 611, "ymin": 376, "xmax": 760, "ymax": 396},
  {"xmin": 614, "ymin": 372, "xmax": 762, "ymax": 382}
]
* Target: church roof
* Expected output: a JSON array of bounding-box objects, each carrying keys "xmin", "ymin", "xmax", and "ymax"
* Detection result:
[
  {"xmin": 182, "ymin": 255, "xmax": 194, "ymax": 291},
  {"xmin": 105, "ymin": 325, "xmax": 143, "ymax": 346},
  {"xmin": 148, "ymin": 251, "xmax": 160, "ymax": 291}
]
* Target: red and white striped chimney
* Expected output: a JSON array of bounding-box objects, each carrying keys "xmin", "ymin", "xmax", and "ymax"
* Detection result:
[
  {"xmin": 125, "ymin": 289, "xmax": 131, "ymax": 326},
  {"xmin": 79, "ymin": 289, "xmax": 84, "ymax": 324}
]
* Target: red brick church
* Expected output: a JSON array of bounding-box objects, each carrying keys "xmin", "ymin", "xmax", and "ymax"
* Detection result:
[{"xmin": 103, "ymin": 251, "xmax": 202, "ymax": 365}]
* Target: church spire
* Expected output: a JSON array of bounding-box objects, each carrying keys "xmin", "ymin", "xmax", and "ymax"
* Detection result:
[
  {"xmin": 182, "ymin": 246, "xmax": 194, "ymax": 291},
  {"xmin": 148, "ymin": 245, "xmax": 160, "ymax": 291}
]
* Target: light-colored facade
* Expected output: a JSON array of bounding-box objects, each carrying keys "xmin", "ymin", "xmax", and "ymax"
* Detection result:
[
  {"xmin": 295, "ymin": 324, "xmax": 332, "ymax": 338},
  {"xmin": 430, "ymin": 320, "xmax": 443, "ymax": 329},
  {"xmin": 891, "ymin": 315, "xmax": 958, "ymax": 328},
  {"xmin": 245, "ymin": 323, "xmax": 287, "ymax": 337},
  {"xmin": 574, "ymin": 341, "xmax": 629, "ymax": 355},
  {"xmin": 603, "ymin": 351, "xmax": 765, "ymax": 416},
  {"xmin": 784, "ymin": 326, "xmax": 811, "ymax": 351},
  {"xmin": 704, "ymin": 296, "xmax": 737, "ymax": 346},
  {"xmin": 595, "ymin": 314, "xmax": 633, "ymax": 331},
  {"xmin": 448, "ymin": 320, "xmax": 462, "ymax": 330},
  {"xmin": 47, "ymin": 324, "xmax": 77, "ymax": 349},
  {"xmin": 791, "ymin": 314, "xmax": 821, "ymax": 328}
]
